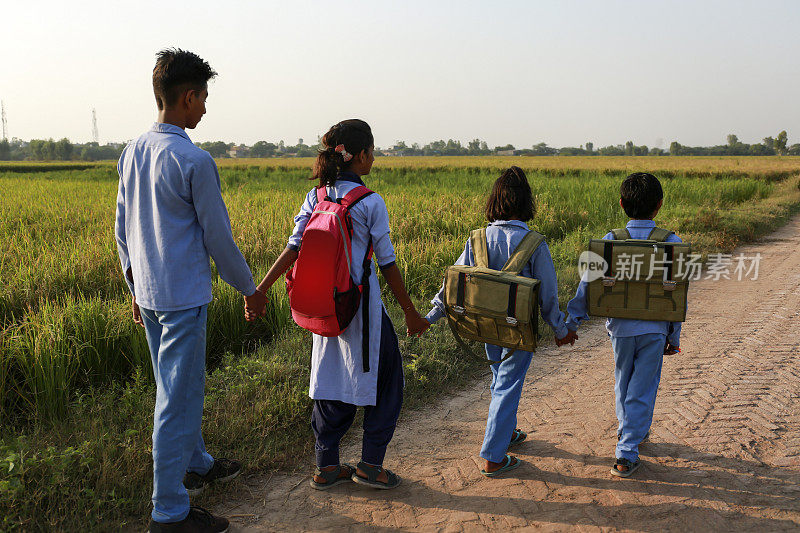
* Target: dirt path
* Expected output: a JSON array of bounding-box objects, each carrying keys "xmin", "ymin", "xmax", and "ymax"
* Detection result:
[{"xmin": 223, "ymin": 215, "xmax": 800, "ymax": 532}]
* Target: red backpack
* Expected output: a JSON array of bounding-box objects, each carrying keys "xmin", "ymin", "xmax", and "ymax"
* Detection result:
[{"xmin": 286, "ymin": 185, "xmax": 374, "ymax": 341}]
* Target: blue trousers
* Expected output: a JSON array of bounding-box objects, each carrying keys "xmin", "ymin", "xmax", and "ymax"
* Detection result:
[
  {"xmin": 141, "ymin": 305, "xmax": 215, "ymax": 524},
  {"xmin": 480, "ymin": 344, "xmax": 534, "ymax": 463},
  {"xmin": 311, "ymin": 311, "xmax": 404, "ymax": 467},
  {"xmin": 612, "ymin": 333, "xmax": 666, "ymax": 462}
]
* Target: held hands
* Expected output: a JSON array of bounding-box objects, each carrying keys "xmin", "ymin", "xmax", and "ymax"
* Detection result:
[
  {"xmin": 132, "ymin": 296, "xmax": 144, "ymax": 328},
  {"xmin": 405, "ymin": 307, "xmax": 430, "ymax": 337},
  {"xmin": 556, "ymin": 329, "xmax": 578, "ymax": 347},
  {"xmin": 244, "ymin": 289, "xmax": 268, "ymax": 322}
]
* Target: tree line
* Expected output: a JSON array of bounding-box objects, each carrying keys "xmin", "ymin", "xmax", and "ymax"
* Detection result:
[{"xmin": 1, "ymin": 131, "xmax": 798, "ymax": 161}]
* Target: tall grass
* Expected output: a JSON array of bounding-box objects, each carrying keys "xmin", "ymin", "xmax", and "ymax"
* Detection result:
[{"xmin": 0, "ymin": 164, "xmax": 796, "ymax": 422}]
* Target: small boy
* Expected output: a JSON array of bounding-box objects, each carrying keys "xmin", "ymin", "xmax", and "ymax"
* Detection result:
[
  {"xmin": 563, "ymin": 172, "xmax": 682, "ymax": 477},
  {"xmin": 115, "ymin": 48, "xmax": 267, "ymax": 532}
]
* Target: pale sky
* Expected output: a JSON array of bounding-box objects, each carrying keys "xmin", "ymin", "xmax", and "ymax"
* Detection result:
[{"xmin": 2, "ymin": 0, "xmax": 799, "ymax": 148}]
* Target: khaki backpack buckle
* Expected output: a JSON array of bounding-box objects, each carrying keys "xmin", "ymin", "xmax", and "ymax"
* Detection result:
[
  {"xmin": 506, "ymin": 317, "xmax": 518, "ymax": 326},
  {"xmin": 602, "ymin": 276, "xmax": 616, "ymax": 287},
  {"xmin": 662, "ymin": 280, "xmax": 677, "ymax": 291},
  {"xmin": 452, "ymin": 305, "xmax": 466, "ymax": 315}
]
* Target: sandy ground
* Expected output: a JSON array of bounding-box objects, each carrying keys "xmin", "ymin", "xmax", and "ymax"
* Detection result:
[{"xmin": 218, "ymin": 214, "xmax": 800, "ymax": 532}]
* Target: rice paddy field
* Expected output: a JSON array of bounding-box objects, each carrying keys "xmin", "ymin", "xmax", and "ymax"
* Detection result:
[{"xmin": 2, "ymin": 156, "xmax": 800, "ymax": 530}]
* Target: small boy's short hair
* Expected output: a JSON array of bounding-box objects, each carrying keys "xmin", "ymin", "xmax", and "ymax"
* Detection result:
[
  {"xmin": 620, "ymin": 172, "xmax": 663, "ymax": 219},
  {"xmin": 152, "ymin": 48, "xmax": 217, "ymax": 111},
  {"xmin": 485, "ymin": 166, "xmax": 536, "ymax": 222}
]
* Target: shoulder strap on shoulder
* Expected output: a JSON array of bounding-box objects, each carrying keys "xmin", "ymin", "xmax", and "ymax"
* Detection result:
[
  {"xmin": 340, "ymin": 186, "xmax": 374, "ymax": 210},
  {"xmin": 501, "ymin": 230, "xmax": 545, "ymax": 274},
  {"xmin": 647, "ymin": 227, "xmax": 674, "ymax": 242},
  {"xmin": 470, "ymin": 228, "xmax": 489, "ymax": 268},
  {"xmin": 611, "ymin": 228, "xmax": 630, "ymax": 240},
  {"xmin": 315, "ymin": 186, "xmax": 328, "ymax": 204}
]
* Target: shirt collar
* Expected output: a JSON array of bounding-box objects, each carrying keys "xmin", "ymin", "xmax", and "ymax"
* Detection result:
[
  {"xmin": 626, "ymin": 219, "xmax": 656, "ymax": 228},
  {"xmin": 489, "ymin": 220, "xmax": 529, "ymax": 230},
  {"xmin": 336, "ymin": 171, "xmax": 365, "ymax": 186},
  {"xmin": 150, "ymin": 122, "xmax": 192, "ymax": 142}
]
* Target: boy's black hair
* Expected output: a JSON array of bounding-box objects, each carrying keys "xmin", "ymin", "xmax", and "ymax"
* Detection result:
[
  {"xmin": 152, "ymin": 48, "xmax": 217, "ymax": 111},
  {"xmin": 485, "ymin": 166, "xmax": 536, "ymax": 222},
  {"xmin": 620, "ymin": 172, "xmax": 663, "ymax": 219},
  {"xmin": 312, "ymin": 119, "xmax": 374, "ymax": 187}
]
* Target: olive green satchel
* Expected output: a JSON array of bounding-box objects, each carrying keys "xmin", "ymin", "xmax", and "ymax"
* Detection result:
[
  {"xmin": 443, "ymin": 229, "xmax": 544, "ymax": 365},
  {"xmin": 587, "ymin": 227, "xmax": 691, "ymax": 322}
]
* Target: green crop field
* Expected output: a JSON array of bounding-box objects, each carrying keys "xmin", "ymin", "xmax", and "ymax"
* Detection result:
[{"xmin": 2, "ymin": 157, "xmax": 800, "ymax": 530}]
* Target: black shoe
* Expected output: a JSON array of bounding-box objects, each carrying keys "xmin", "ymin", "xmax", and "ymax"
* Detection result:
[
  {"xmin": 184, "ymin": 458, "xmax": 242, "ymax": 497},
  {"xmin": 148, "ymin": 506, "xmax": 229, "ymax": 533}
]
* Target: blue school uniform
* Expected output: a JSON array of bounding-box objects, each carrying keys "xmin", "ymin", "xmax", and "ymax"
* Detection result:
[
  {"xmin": 115, "ymin": 123, "xmax": 256, "ymax": 523},
  {"xmin": 427, "ymin": 220, "xmax": 568, "ymax": 463},
  {"xmin": 288, "ymin": 171, "xmax": 403, "ymax": 467},
  {"xmin": 566, "ymin": 219, "xmax": 683, "ymax": 462}
]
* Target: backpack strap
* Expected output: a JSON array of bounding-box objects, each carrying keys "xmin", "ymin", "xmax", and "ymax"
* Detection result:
[
  {"xmin": 647, "ymin": 227, "xmax": 674, "ymax": 242},
  {"xmin": 501, "ymin": 231, "xmax": 545, "ymax": 274},
  {"xmin": 315, "ymin": 186, "xmax": 329, "ymax": 204},
  {"xmin": 470, "ymin": 228, "xmax": 489, "ymax": 268},
  {"xmin": 339, "ymin": 186, "xmax": 374, "ymax": 210},
  {"xmin": 611, "ymin": 228, "xmax": 630, "ymax": 240}
]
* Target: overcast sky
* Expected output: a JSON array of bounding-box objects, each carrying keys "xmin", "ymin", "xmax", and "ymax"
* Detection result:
[{"xmin": 2, "ymin": 0, "xmax": 799, "ymax": 148}]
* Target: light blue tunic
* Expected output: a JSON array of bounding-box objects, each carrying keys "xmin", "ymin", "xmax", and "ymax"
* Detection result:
[
  {"xmin": 288, "ymin": 173, "xmax": 397, "ymax": 406},
  {"xmin": 565, "ymin": 219, "xmax": 683, "ymax": 346},
  {"xmin": 115, "ymin": 123, "xmax": 256, "ymax": 311},
  {"xmin": 425, "ymin": 220, "xmax": 569, "ymax": 339}
]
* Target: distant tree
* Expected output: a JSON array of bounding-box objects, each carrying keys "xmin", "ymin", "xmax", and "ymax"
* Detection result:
[
  {"xmin": 669, "ymin": 141, "xmax": 682, "ymax": 155},
  {"xmin": 0, "ymin": 139, "xmax": 9, "ymax": 160},
  {"xmin": 54, "ymin": 138, "xmax": 73, "ymax": 160},
  {"xmin": 727, "ymin": 134, "xmax": 739, "ymax": 147},
  {"xmin": 585, "ymin": 142, "xmax": 593, "ymax": 153},
  {"xmin": 624, "ymin": 141, "xmax": 634, "ymax": 156},
  {"xmin": 198, "ymin": 141, "xmax": 231, "ymax": 158},
  {"xmin": 787, "ymin": 144, "xmax": 800, "ymax": 156},
  {"xmin": 494, "ymin": 144, "xmax": 515, "ymax": 152},
  {"xmin": 649, "ymin": 147, "xmax": 665, "ymax": 156},
  {"xmin": 762, "ymin": 136, "xmax": 775, "ymax": 149},
  {"xmin": 775, "ymin": 130, "xmax": 788, "ymax": 155},
  {"xmin": 250, "ymin": 141, "xmax": 277, "ymax": 157}
]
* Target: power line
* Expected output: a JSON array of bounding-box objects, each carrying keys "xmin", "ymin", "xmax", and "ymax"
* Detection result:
[
  {"xmin": 91, "ymin": 108, "xmax": 99, "ymax": 144},
  {"xmin": 1, "ymin": 101, "xmax": 7, "ymax": 141}
]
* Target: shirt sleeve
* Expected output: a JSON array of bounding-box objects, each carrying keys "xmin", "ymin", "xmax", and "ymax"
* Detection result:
[
  {"xmin": 531, "ymin": 241, "xmax": 568, "ymax": 339},
  {"xmin": 114, "ymin": 152, "xmax": 135, "ymax": 297},
  {"xmin": 667, "ymin": 232, "xmax": 683, "ymax": 346},
  {"xmin": 287, "ymin": 189, "xmax": 316, "ymax": 251},
  {"xmin": 425, "ymin": 238, "xmax": 472, "ymax": 324},
  {"xmin": 190, "ymin": 154, "xmax": 256, "ymax": 296},
  {"xmin": 366, "ymin": 194, "xmax": 397, "ymax": 269},
  {"xmin": 566, "ymin": 231, "xmax": 614, "ymax": 331}
]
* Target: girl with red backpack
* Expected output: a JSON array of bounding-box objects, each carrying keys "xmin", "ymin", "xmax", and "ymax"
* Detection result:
[{"xmin": 249, "ymin": 119, "xmax": 429, "ymax": 490}]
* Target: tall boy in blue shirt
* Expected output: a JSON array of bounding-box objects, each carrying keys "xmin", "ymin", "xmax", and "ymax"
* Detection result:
[
  {"xmin": 115, "ymin": 48, "xmax": 267, "ymax": 533},
  {"xmin": 563, "ymin": 173, "xmax": 682, "ymax": 477}
]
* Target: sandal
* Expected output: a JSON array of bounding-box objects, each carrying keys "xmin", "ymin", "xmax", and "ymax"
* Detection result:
[
  {"xmin": 509, "ymin": 429, "xmax": 527, "ymax": 446},
  {"xmin": 610, "ymin": 458, "xmax": 641, "ymax": 478},
  {"xmin": 480, "ymin": 455, "xmax": 522, "ymax": 478},
  {"xmin": 351, "ymin": 461, "xmax": 401, "ymax": 490},
  {"xmin": 309, "ymin": 463, "xmax": 355, "ymax": 490}
]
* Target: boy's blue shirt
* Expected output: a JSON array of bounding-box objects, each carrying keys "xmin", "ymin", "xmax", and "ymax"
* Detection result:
[
  {"xmin": 115, "ymin": 122, "xmax": 256, "ymax": 311},
  {"xmin": 565, "ymin": 219, "xmax": 682, "ymax": 346},
  {"xmin": 426, "ymin": 220, "xmax": 568, "ymax": 340}
]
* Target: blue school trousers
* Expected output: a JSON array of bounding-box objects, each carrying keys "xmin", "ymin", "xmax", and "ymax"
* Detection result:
[
  {"xmin": 480, "ymin": 345, "xmax": 534, "ymax": 463},
  {"xmin": 140, "ymin": 305, "xmax": 215, "ymax": 524},
  {"xmin": 311, "ymin": 310, "xmax": 404, "ymax": 467},
  {"xmin": 612, "ymin": 333, "xmax": 666, "ymax": 462}
]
